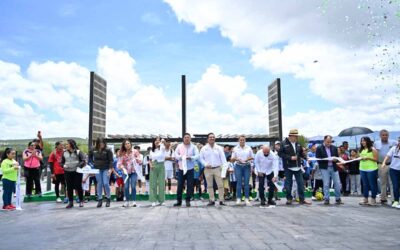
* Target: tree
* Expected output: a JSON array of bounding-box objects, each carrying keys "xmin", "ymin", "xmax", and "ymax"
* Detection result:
[{"xmin": 297, "ymin": 135, "xmax": 308, "ymax": 148}]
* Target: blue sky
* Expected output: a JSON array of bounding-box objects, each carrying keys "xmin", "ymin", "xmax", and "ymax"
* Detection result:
[{"xmin": 0, "ymin": 0, "xmax": 398, "ymax": 139}]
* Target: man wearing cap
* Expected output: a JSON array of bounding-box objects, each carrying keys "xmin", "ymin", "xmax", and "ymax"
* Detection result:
[{"xmin": 278, "ymin": 129, "xmax": 311, "ymax": 205}]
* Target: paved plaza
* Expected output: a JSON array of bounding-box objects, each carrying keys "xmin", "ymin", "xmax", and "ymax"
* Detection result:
[{"xmin": 1, "ymin": 197, "xmax": 399, "ymax": 250}]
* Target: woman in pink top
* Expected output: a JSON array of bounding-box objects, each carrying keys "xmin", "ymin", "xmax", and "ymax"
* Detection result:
[
  {"xmin": 23, "ymin": 141, "xmax": 43, "ymax": 198},
  {"xmin": 118, "ymin": 139, "xmax": 142, "ymax": 208}
]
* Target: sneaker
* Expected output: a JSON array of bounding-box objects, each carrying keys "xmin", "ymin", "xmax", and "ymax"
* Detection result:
[
  {"xmin": 219, "ymin": 201, "xmax": 227, "ymax": 206},
  {"xmin": 174, "ymin": 202, "xmax": 182, "ymax": 207},
  {"xmin": 106, "ymin": 199, "xmax": 110, "ymax": 207},
  {"xmin": 66, "ymin": 203, "xmax": 73, "ymax": 209},
  {"xmin": 396, "ymin": 204, "xmax": 400, "ymax": 209},
  {"xmin": 131, "ymin": 202, "xmax": 137, "ymax": 207},
  {"xmin": 245, "ymin": 199, "xmax": 251, "ymax": 206},
  {"xmin": 56, "ymin": 198, "xmax": 62, "ymax": 203},
  {"xmin": 311, "ymin": 196, "xmax": 317, "ymax": 201},
  {"xmin": 159, "ymin": 202, "xmax": 166, "ymax": 206},
  {"xmin": 63, "ymin": 198, "xmax": 69, "ymax": 203},
  {"xmin": 369, "ymin": 198, "xmax": 378, "ymax": 206},
  {"xmin": 381, "ymin": 199, "xmax": 388, "ymax": 204},
  {"xmin": 335, "ymin": 199, "xmax": 344, "ymax": 205},
  {"xmin": 123, "ymin": 201, "xmax": 129, "ymax": 207},
  {"xmin": 241, "ymin": 196, "xmax": 245, "ymax": 202},
  {"xmin": 9, "ymin": 204, "xmax": 16, "ymax": 209},
  {"xmin": 151, "ymin": 202, "xmax": 156, "ymax": 207},
  {"xmin": 260, "ymin": 201, "xmax": 266, "ymax": 206},
  {"xmin": 207, "ymin": 201, "xmax": 215, "ymax": 206},
  {"xmin": 391, "ymin": 201, "xmax": 399, "ymax": 208},
  {"xmin": 79, "ymin": 202, "xmax": 84, "ymax": 207},
  {"xmin": 5, "ymin": 205, "xmax": 15, "ymax": 211},
  {"xmin": 267, "ymin": 200, "xmax": 276, "ymax": 206},
  {"xmin": 286, "ymin": 199, "xmax": 293, "ymax": 205},
  {"xmin": 324, "ymin": 200, "xmax": 330, "ymax": 205},
  {"xmin": 249, "ymin": 196, "xmax": 254, "ymax": 201},
  {"xmin": 300, "ymin": 200, "xmax": 312, "ymax": 205},
  {"xmin": 236, "ymin": 199, "xmax": 241, "ymax": 205},
  {"xmin": 186, "ymin": 201, "xmax": 191, "ymax": 207},
  {"xmin": 359, "ymin": 198, "xmax": 368, "ymax": 205},
  {"xmin": 97, "ymin": 200, "xmax": 103, "ymax": 208}
]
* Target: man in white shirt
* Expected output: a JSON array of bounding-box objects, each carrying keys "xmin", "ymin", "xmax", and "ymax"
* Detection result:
[
  {"xmin": 200, "ymin": 133, "xmax": 227, "ymax": 206},
  {"xmin": 254, "ymin": 146, "xmax": 279, "ymax": 206},
  {"xmin": 231, "ymin": 135, "xmax": 254, "ymax": 206},
  {"xmin": 174, "ymin": 133, "xmax": 199, "ymax": 207},
  {"xmin": 374, "ymin": 129, "xmax": 398, "ymax": 203}
]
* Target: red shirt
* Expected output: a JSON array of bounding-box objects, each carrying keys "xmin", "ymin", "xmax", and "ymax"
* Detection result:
[{"xmin": 48, "ymin": 150, "xmax": 64, "ymax": 175}]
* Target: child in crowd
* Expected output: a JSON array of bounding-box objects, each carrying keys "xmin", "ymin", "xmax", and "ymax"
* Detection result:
[
  {"xmin": 311, "ymin": 162, "xmax": 323, "ymax": 201},
  {"xmin": 113, "ymin": 148, "xmax": 124, "ymax": 201},
  {"xmin": 82, "ymin": 164, "xmax": 92, "ymax": 202},
  {"xmin": 142, "ymin": 147, "xmax": 152, "ymax": 195},
  {"xmin": 1, "ymin": 148, "xmax": 20, "ymax": 210},
  {"xmin": 193, "ymin": 159, "xmax": 204, "ymax": 200}
]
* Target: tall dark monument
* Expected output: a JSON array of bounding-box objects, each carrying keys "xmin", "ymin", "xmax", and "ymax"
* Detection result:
[
  {"xmin": 268, "ymin": 78, "xmax": 283, "ymax": 140},
  {"xmin": 88, "ymin": 72, "xmax": 107, "ymax": 148}
]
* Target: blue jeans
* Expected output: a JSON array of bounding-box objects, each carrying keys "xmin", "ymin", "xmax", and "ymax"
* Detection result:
[
  {"xmin": 284, "ymin": 169, "xmax": 305, "ymax": 201},
  {"xmin": 95, "ymin": 169, "xmax": 111, "ymax": 200},
  {"xmin": 234, "ymin": 163, "xmax": 251, "ymax": 199},
  {"xmin": 2, "ymin": 179, "xmax": 15, "ymax": 206},
  {"xmin": 123, "ymin": 172, "xmax": 137, "ymax": 201},
  {"xmin": 321, "ymin": 167, "xmax": 341, "ymax": 201},
  {"xmin": 389, "ymin": 168, "xmax": 400, "ymax": 202},
  {"xmin": 360, "ymin": 170, "xmax": 378, "ymax": 199}
]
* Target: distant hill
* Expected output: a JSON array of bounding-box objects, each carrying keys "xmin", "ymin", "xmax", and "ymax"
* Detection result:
[{"xmin": 0, "ymin": 137, "xmax": 88, "ymax": 153}]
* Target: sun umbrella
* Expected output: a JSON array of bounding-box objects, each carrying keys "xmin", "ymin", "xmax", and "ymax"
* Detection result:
[{"xmin": 338, "ymin": 127, "xmax": 374, "ymax": 149}]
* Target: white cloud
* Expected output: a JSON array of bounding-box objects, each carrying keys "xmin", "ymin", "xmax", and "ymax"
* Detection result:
[
  {"xmin": 165, "ymin": 0, "xmax": 400, "ymax": 136},
  {"xmin": 187, "ymin": 65, "xmax": 268, "ymax": 135}
]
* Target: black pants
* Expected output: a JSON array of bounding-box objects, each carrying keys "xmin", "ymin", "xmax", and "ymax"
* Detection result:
[
  {"xmin": 25, "ymin": 167, "xmax": 42, "ymax": 195},
  {"xmin": 54, "ymin": 174, "xmax": 66, "ymax": 198},
  {"xmin": 194, "ymin": 178, "xmax": 202, "ymax": 196},
  {"xmin": 259, "ymin": 173, "xmax": 275, "ymax": 202},
  {"xmin": 177, "ymin": 169, "xmax": 194, "ymax": 202},
  {"xmin": 64, "ymin": 171, "xmax": 83, "ymax": 203},
  {"xmin": 312, "ymin": 179, "xmax": 323, "ymax": 196},
  {"xmin": 166, "ymin": 179, "xmax": 172, "ymax": 191},
  {"xmin": 339, "ymin": 172, "xmax": 348, "ymax": 194}
]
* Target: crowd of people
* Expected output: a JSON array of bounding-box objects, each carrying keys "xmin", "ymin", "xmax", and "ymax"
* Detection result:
[{"xmin": 1, "ymin": 129, "xmax": 399, "ymax": 211}]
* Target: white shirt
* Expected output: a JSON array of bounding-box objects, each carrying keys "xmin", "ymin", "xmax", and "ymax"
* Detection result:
[
  {"xmin": 164, "ymin": 148, "xmax": 175, "ymax": 171},
  {"xmin": 150, "ymin": 144, "xmax": 166, "ymax": 163},
  {"xmin": 387, "ymin": 147, "xmax": 400, "ymax": 171},
  {"xmin": 374, "ymin": 139, "xmax": 398, "ymax": 163},
  {"xmin": 254, "ymin": 150, "xmax": 279, "ymax": 177},
  {"xmin": 200, "ymin": 143, "xmax": 227, "ymax": 168},
  {"xmin": 232, "ymin": 145, "xmax": 253, "ymax": 164},
  {"xmin": 291, "ymin": 141, "xmax": 297, "ymax": 154},
  {"xmin": 175, "ymin": 143, "xmax": 199, "ymax": 170}
]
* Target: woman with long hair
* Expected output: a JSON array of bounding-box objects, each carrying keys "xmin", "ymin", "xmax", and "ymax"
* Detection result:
[
  {"xmin": 23, "ymin": 141, "xmax": 43, "ymax": 198},
  {"xmin": 1, "ymin": 148, "xmax": 20, "ymax": 210},
  {"xmin": 358, "ymin": 137, "xmax": 379, "ymax": 206},
  {"xmin": 117, "ymin": 139, "xmax": 142, "ymax": 207},
  {"xmin": 89, "ymin": 138, "xmax": 114, "ymax": 208},
  {"xmin": 382, "ymin": 137, "xmax": 400, "ymax": 208},
  {"xmin": 149, "ymin": 137, "xmax": 167, "ymax": 207},
  {"xmin": 61, "ymin": 139, "xmax": 86, "ymax": 208}
]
